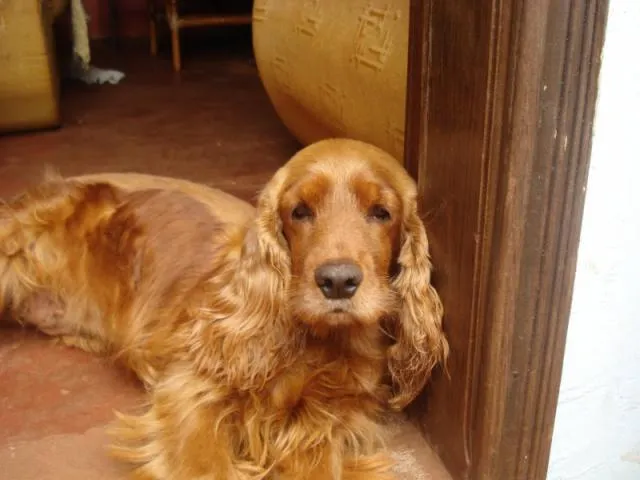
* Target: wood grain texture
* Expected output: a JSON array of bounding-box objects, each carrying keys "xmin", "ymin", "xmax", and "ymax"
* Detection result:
[{"xmin": 403, "ymin": 1, "xmax": 609, "ymax": 478}]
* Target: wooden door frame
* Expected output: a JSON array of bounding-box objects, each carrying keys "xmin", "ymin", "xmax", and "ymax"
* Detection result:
[{"xmin": 403, "ymin": 1, "xmax": 609, "ymax": 479}]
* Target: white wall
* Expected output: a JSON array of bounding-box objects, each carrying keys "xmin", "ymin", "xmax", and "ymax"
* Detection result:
[{"xmin": 547, "ymin": 2, "xmax": 640, "ymax": 479}]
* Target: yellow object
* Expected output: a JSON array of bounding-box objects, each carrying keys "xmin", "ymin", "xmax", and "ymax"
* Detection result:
[
  {"xmin": 70, "ymin": 0, "xmax": 90, "ymax": 68},
  {"xmin": 0, "ymin": 0, "xmax": 61, "ymax": 132},
  {"xmin": 252, "ymin": 0, "xmax": 409, "ymax": 161},
  {"xmin": 0, "ymin": 0, "xmax": 90, "ymax": 133}
]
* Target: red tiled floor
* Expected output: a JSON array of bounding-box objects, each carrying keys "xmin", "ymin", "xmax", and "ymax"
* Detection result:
[
  {"xmin": 0, "ymin": 330, "xmax": 140, "ymax": 443},
  {"xmin": 0, "ymin": 36, "xmax": 451, "ymax": 480},
  {"xmin": 0, "ymin": 35, "xmax": 300, "ymax": 201},
  {"xmin": 0, "ymin": 329, "xmax": 139, "ymax": 479}
]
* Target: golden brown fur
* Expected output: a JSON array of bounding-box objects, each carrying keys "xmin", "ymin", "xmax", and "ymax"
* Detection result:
[{"xmin": 0, "ymin": 139, "xmax": 448, "ymax": 479}]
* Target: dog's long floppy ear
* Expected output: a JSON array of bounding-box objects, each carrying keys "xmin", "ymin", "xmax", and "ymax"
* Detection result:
[
  {"xmin": 388, "ymin": 194, "xmax": 449, "ymax": 411},
  {"xmin": 236, "ymin": 167, "xmax": 292, "ymax": 317},
  {"xmin": 214, "ymin": 167, "xmax": 294, "ymax": 388}
]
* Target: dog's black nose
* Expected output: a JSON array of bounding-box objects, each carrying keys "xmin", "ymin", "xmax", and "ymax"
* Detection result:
[{"xmin": 314, "ymin": 261, "xmax": 363, "ymax": 300}]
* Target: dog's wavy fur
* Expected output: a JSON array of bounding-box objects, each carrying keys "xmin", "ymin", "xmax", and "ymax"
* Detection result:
[{"xmin": 0, "ymin": 139, "xmax": 448, "ymax": 479}]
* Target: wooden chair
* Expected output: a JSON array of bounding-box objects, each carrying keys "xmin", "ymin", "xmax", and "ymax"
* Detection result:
[{"xmin": 148, "ymin": 0, "xmax": 252, "ymax": 71}]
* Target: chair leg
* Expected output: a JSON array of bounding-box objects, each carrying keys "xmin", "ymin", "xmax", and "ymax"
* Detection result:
[
  {"xmin": 166, "ymin": 0, "xmax": 181, "ymax": 71},
  {"xmin": 107, "ymin": 0, "xmax": 120, "ymax": 49},
  {"xmin": 148, "ymin": 0, "xmax": 158, "ymax": 55},
  {"xmin": 171, "ymin": 27, "xmax": 181, "ymax": 71}
]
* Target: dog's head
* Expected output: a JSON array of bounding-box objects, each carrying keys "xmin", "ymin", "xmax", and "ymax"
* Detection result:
[{"xmin": 248, "ymin": 138, "xmax": 448, "ymax": 409}]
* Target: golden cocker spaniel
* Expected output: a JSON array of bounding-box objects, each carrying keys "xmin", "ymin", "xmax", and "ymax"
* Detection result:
[{"xmin": 0, "ymin": 138, "xmax": 448, "ymax": 479}]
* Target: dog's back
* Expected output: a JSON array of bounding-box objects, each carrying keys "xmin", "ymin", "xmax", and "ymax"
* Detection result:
[{"xmin": 0, "ymin": 173, "xmax": 255, "ymax": 382}]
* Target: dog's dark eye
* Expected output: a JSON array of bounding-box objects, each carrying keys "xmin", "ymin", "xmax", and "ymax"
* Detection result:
[
  {"xmin": 292, "ymin": 202, "xmax": 314, "ymax": 221},
  {"xmin": 368, "ymin": 204, "xmax": 391, "ymax": 222}
]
